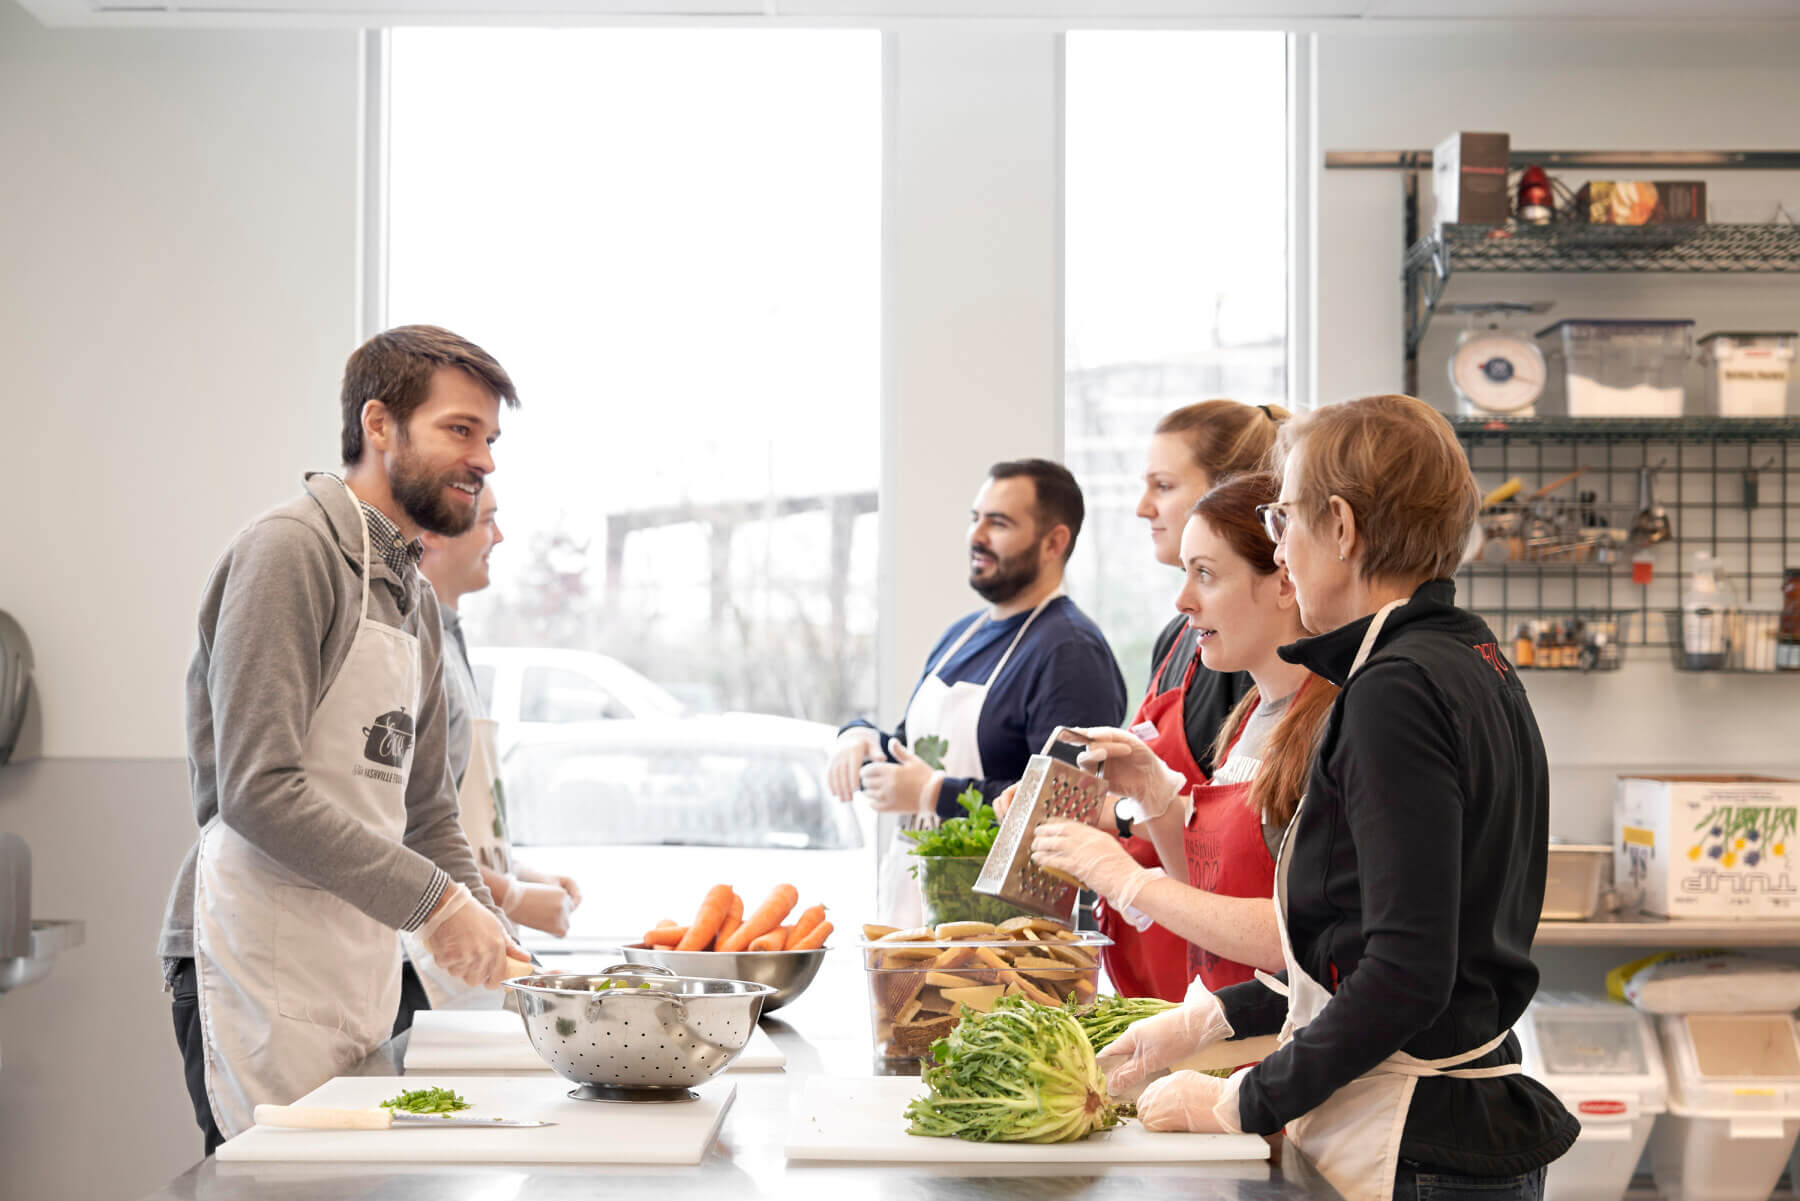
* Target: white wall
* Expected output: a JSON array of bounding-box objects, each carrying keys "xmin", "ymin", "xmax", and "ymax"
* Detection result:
[
  {"xmin": 1316, "ymin": 27, "xmax": 1800, "ymax": 993},
  {"xmin": 0, "ymin": 3, "xmax": 362, "ymax": 1197}
]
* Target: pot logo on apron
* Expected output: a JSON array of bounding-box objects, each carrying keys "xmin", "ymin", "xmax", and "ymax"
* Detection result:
[{"xmin": 359, "ymin": 708, "xmax": 415, "ymax": 769}]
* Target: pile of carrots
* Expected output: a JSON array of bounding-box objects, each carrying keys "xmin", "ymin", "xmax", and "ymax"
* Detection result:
[{"xmin": 643, "ymin": 884, "xmax": 833, "ymax": 953}]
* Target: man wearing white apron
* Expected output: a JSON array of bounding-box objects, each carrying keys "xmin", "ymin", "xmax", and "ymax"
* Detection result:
[
  {"xmin": 823, "ymin": 459, "xmax": 1128, "ymax": 925},
  {"xmin": 397, "ymin": 482, "xmax": 583, "ymax": 1022},
  {"xmin": 159, "ymin": 327, "xmax": 530, "ymax": 1153}
]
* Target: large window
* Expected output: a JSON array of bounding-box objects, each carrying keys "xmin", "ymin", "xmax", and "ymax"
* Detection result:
[
  {"xmin": 1063, "ymin": 32, "xmax": 1290, "ymax": 695},
  {"xmin": 387, "ymin": 30, "xmax": 881, "ymax": 928}
]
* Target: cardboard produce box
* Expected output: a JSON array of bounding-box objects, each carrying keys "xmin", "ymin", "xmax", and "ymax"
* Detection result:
[{"xmin": 1615, "ymin": 775, "xmax": 1800, "ymax": 919}]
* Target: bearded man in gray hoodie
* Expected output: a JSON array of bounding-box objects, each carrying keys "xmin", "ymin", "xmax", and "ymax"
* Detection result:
[{"xmin": 160, "ymin": 325, "xmax": 529, "ymax": 1154}]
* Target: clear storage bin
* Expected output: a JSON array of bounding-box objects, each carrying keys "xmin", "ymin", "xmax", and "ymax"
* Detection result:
[
  {"xmin": 1698, "ymin": 331, "xmax": 1796, "ymax": 418},
  {"xmin": 1519, "ymin": 994, "xmax": 1667, "ymax": 1201},
  {"xmin": 1537, "ymin": 320, "xmax": 1694, "ymax": 418},
  {"xmin": 1650, "ymin": 1012, "xmax": 1800, "ymax": 1201}
]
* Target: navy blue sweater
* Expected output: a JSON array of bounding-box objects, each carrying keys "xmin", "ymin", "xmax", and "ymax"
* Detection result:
[{"xmin": 846, "ymin": 596, "xmax": 1128, "ymax": 818}]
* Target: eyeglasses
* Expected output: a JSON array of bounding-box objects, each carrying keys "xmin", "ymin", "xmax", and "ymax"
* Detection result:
[{"xmin": 1256, "ymin": 502, "xmax": 1294, "ymax": 544}]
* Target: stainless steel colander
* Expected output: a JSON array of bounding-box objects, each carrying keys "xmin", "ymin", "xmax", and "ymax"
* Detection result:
[{"xmin": 503, "ymin": 964, "xmax": 774, "ymax": 1103}]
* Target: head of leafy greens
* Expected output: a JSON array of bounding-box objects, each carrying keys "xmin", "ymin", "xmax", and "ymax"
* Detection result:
[
  {"xmin": 903, "ymin": 787, "xmax": 995, "ymax": 860},
  {"xmin": 904, "ymin": 995, "xmax": 1120, "ymax": 1143}
]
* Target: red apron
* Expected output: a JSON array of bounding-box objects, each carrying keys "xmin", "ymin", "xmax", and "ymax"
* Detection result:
[
  {"xmin": 1096, "ymin": 635, "xmax": 1210, "ymax": 1002},
  {"xmin": 1181, "ymin": 711, "xmax": 1277, "ymax": 992}
]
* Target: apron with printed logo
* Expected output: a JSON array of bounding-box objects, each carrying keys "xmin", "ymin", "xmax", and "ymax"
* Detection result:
[
  {"xmin": 194, "ymin": 479, "xmax": 419, "ymax": 1138},
  {"xmin": 875, "ymin": 593, "xmax": 1062, "ymax": 926}
]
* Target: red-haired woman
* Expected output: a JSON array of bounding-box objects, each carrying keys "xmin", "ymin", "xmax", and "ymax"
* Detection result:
[{"xmin": 1030, "ymin": 472, "xmax": 1337, "ymax": 995}]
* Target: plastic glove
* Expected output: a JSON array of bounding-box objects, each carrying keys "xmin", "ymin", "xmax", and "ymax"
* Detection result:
[
  {"xmin": 1137, "ymin": 1068, "xmax": 1245, "ymax": 1134},
  {"xmin": 993, "ymin": 783, "xmax": 1018, "ymax": 818},
  {"xmin": 552, "ymin": 875, "xmax": 582, "ymax": 910},
  {"xmin": 418, "ymin": 881, "xmax": 521, "ymax": 988},
  {"xmin": 859, "ymin": 741, "xmax": 942, "ymax": 816},
  {"xmin": 1031, "ymin": 819, "xmax": 1158, "ymax": 909},
  {"xmin": 827, "ymin": 729, "xmax": 882, "ymax": 803},
  {"xmin": 1070, "ymin": 726, "xmax": 1187, "ymax": 819},
  {"xmin": 1097, "ymin": 977, "xmax": 1235, "ymax": 1101},
  {"xmin": 499, "ymin": 878, "xmax": 574, "ymax": 938}
]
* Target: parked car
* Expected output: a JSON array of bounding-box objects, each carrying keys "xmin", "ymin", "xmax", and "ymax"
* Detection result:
[{"xmin": 467, "ymin": 647, "xmax": 875, "ymax": 951}]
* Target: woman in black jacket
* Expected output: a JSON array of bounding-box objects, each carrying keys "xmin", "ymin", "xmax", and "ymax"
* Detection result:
[{"xmin": 1090, "ymin": 394, "xmax": 1576, "ymax": 1201}]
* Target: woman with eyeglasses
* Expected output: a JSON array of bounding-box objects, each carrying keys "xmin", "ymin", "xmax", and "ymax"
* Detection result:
[
  {"xmin": 1028, "ymin": 471, "xmax": 1336, "ymax": 999},
  {"xmin": 1081, "ymin": 401, "xmax": 1280, "ymax": 1001},
  {"xmin": 1096, "ymin": 395, "xmax": 1575, "ymax": 1201}
]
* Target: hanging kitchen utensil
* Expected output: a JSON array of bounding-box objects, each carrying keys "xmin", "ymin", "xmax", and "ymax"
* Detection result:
[
  {"xmin": 1629, "ymin": 463, "xmax": 1673, "ymax": 549},
  {"xmin": 973, "ymin": 728, "xmax": 1108, "ymax": 921}
]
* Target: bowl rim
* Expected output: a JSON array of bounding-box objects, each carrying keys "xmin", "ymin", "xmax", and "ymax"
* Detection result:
[
  {"xmin": 620, "ymin": 942, "xmax": 829, "ymax": 957},
  {"xmin": 502, "ymin": 972, "xmax": 778, "ymax": 998},
  {"xmin": 856, "ymin": 932, "xmax": 1114, "ymax": 950}
]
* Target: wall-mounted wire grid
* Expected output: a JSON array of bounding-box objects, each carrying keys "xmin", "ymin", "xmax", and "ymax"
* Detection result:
[{"xmin": 1452, "ymin": 417, "xmax": 1800, "ymax": 671}]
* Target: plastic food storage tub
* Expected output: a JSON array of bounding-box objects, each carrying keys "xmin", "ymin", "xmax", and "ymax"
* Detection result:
[
  {"xmin": 1543, "ymin": 844, "xmax": 1612, "ymax": 920},
  {"xmin": 862, "ymin": 924, "xmax": 1110, "ymax": 1062},
  {"xmin": 1537, "ymin": 320, "xmax": 1694, "ymax": 418},
  {"xmin": 1698, "ymin": 331, "xmax": 1795, "ymax": 417},
  {"xmin": 1518, "ymin": 993, "xmax": 1667, "ymax": 1201},
  {"xmin": 1649, "ymin": 1012, "xmax": 1800, "ymax": 1201}
]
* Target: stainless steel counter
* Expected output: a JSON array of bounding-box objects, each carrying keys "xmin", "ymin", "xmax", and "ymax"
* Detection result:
[{"xmin": 136, "ymin": 950, "xmax": 1340, "ymax": 1201}]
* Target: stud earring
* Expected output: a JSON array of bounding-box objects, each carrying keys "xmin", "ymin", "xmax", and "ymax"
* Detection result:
[{"xmin": 1338, "ymin": 552, "xmax": 1346, "ymax": 561}]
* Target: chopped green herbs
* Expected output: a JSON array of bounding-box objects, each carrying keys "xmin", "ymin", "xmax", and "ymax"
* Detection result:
[{"xmin": 380, "ymin": 1087, "xmax": 471, "ymax": 1115}]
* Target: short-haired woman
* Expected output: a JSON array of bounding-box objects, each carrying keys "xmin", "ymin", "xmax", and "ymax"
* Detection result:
[{"xmin": 1099, "ymin": 395, "xmax": 1576, "ymax": 1201}]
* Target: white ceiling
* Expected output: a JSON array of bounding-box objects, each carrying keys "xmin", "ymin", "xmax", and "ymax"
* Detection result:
[{"xmin": 16, "ymin": 0, "xmax": 1800, "ymax": 29}]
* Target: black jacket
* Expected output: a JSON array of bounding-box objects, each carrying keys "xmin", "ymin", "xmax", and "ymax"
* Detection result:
[
  {"xmin": 1146, "ymin": 614, "xmax": 1255, "ymax": 780},
  {"xmin": 1216, "ymin": 581, "xmax": 1577, "ymax": 1176}
]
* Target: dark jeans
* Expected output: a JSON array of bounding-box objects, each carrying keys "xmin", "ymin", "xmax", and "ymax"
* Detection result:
[
  {"xmin": 169, "ymin": 958, "xmax": 225, "ymax": 1158},
  {"xmin": 391, "ymin": 958, "xmax": 432, "ymax": 1038},
  {"xmin": 1394, "ymin": 1160, "xmax": 1547, "ymax": 1201}
]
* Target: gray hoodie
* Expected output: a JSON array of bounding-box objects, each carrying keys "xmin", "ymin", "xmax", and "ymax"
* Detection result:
[{"xmin": 158, "ymin": 473, "xmax": 495, "ymax": 968}]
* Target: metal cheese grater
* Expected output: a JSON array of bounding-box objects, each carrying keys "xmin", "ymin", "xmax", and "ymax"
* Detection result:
[{"xmin": 972, "ymin": 727, "xmax": 1108, "ymax": 920}]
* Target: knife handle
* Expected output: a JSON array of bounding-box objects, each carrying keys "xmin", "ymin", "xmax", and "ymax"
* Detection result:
[{"xmin": 253, "ymin": 1104, "xmax": 394, "ymax": 1130}]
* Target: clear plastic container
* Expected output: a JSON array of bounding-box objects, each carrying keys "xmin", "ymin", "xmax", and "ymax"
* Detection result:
[
  {"xmin": 1649, "ymin": 1013, "xmax": 1800, "ymax": 1201},
  {"xmin": 862, "ymin": 928, "xmax": 1111, "ymax": 1062},
  {"xmin": 1543, "ymin": 844, "xmax": 1612, "ymax": 920},
  {"xmin": 1536, "ymin": 320, "xmax": 1694, "ymax": 418},
  {"xmin": 911, "ymin": 855, "xmax": 1039, "ymax": 927},
  {"xmin": 1519, "ymin": 994, "xmax": 1667, "ymax": 1201},
  {"xmin": 1699, "ymin": 331, "xmax": 1796, "ymax": 418}
]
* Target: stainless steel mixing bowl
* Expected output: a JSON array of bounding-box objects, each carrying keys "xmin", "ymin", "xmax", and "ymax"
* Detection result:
[
  {"xmin": 617, "ymin": 943, "xmax": 826, "ymax": 1011},
  {"xmin": 503, "ymin": 964, "xmax": 774, "ymax": 1102}
]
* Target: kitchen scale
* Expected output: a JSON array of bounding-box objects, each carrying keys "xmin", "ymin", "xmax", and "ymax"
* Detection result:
[{"xmin": 1447, "ymin": 302, "xmax": 1553, "ymax": 417}]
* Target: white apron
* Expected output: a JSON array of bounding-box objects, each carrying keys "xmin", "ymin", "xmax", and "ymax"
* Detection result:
[
  {"xmin": 403, "ymin": 717, "xmax": 512, "ymax": 1009},
  {"xmin": 194, "ymin": 480, "xmax": 419, "ymax": 1139},
  {"xmin": 1257, "ymin": 599, "xmax": 1520, "ymax": 1201},
  {"xmin": 875, "ymin": 592, "xmax": 1062, "ymax": 926}
]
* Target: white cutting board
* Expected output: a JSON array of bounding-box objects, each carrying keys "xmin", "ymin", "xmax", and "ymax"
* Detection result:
[
  {"xmin": 785, "ymin": 1076, "xmax": 1270, "ymax": 1164},
  {"xmin": 216, "ymin": 1074, "xmax": 736, "ymax": 1164},
  {"xmin": 403, "ymin": 1010, "xmax": 785, "ymax": 1072}
]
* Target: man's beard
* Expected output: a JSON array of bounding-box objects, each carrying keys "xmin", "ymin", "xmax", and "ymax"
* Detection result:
[
  {"xmin": 969, "ymin": 542, "xmax": 1042, "ymax": 605},
  {"xmin": 390, "ymin": 435, "xmax": 478, "ymax": 537}
]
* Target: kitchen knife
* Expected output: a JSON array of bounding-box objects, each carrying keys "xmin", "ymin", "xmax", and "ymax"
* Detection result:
[{"xmin": 253, "ymin": 1104, "xmax": 554, "ymax": 1130}]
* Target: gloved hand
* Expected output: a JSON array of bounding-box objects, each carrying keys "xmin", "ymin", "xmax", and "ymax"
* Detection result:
[
  {"xmin": 1071, "ymin": 727, "xmax": 1187, "ymax": 819},
  {"xmin": 498, "ymin": 877, "xmax": 575, "ymax": 938},
  {"xmin": 1097, "ymin": 977, "xmax": 1235, "ymax": 1101},
  {"xmin": 1137, "ymin": 1068, "xmax": 1245, "ymax": 1134},
  {"xmin": 993, "ymin": 783, "xmax": 1018, "ymax": 818},
  {"xmin": 826, "ymin": 729, "xmax": 881, "ymax": 803},
  {"xmin": 552, "ymin": 874, "xmax": 582, "ymax": 910},
  {"xmin": 858, "ymin": 741, "xmax": 942, "ymax": 816},
  {"xmin": 418, "ymin": 881, "xmax": 524, "ymax": 988},
  {"xmin": 1031, "ymin": 819, "xmax": 1158, "ymax": 909}
]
